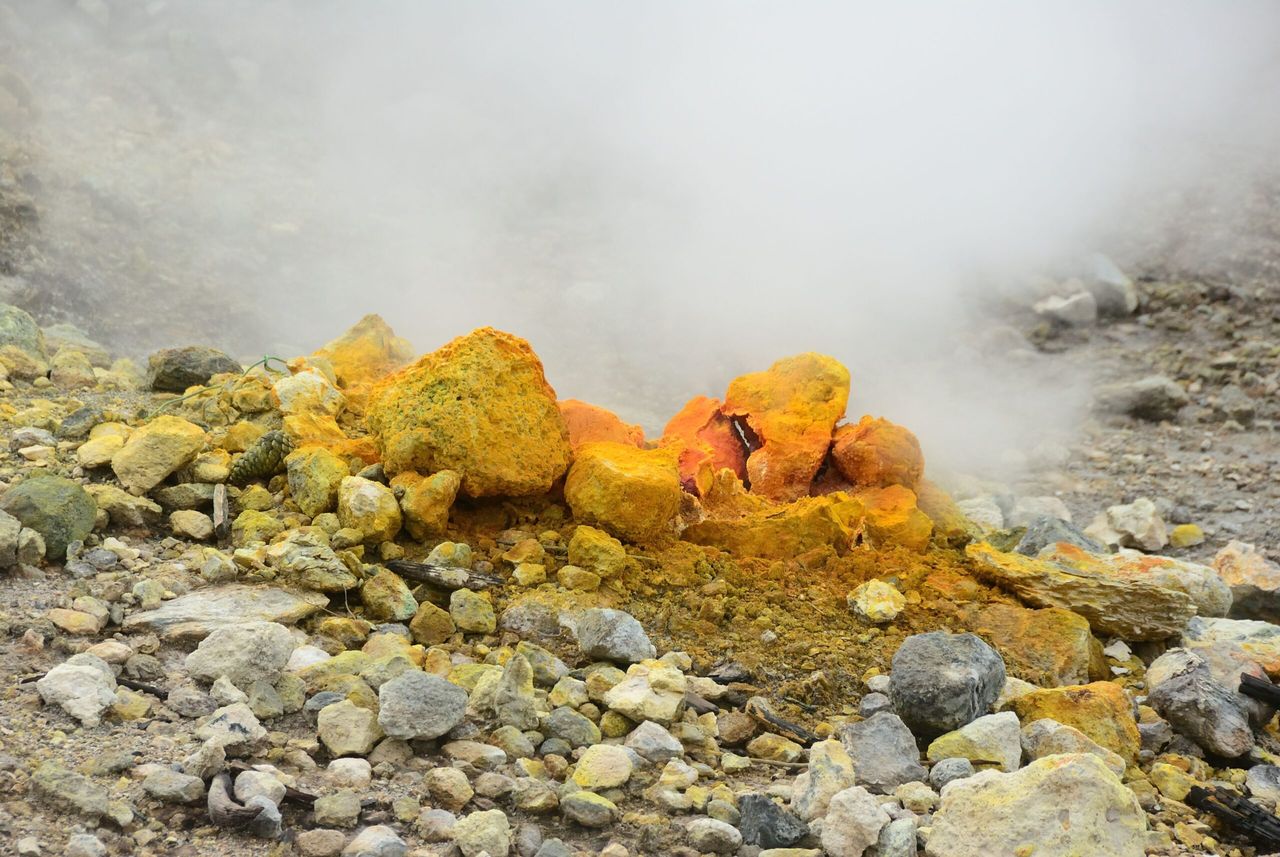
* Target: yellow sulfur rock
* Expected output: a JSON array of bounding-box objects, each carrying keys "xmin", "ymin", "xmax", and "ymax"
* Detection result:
[
  {"xmin": 111, "ymin": 415, "xmax": 206, "ymax": 494},
  {"xmin": 564, "ymin": 442, "xmax": 682, "ymax": 545},
  {"xmin": 1150, "ymin": 762, "xmax": 1196, "ymax": 801},
  {"xmin": 567, "ymin": 525, "xmax": 628, "ymax": 578},
  {"xmin": 76, "ymin": 433, "xmax": 124, "ymax": 469},
  {"xmin": 684, "ymin": 492, "xmax": 864, "ymax": 560},
  {"xmin": 857, "ymin": 485, "xmax": 933, "ymax": 552},
  {"xmin": 367, "ymin": 327, "xmax": 571, "ymax": 497},
  {"xmin": 313, "ymin": 314, "xmax": 415, "ymax": 408},
  {"xmin": 390, "ymin": 470, "xmax": 461, "ymax": 542},
  {"xmin": 1169, "ymin": 523, "xmax": 1205, "ymax": 548},
  {"xmin": 721, "ymin": 352, "xmax": 850, "ymax": 502},
  {"xmin": 1011, "ymin": 682, "xmax": 1141, "ymax": 762}
]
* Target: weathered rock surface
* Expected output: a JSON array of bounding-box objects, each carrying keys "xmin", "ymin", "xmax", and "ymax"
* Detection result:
[
  {"xmin": 660, "ymin": 395, "xmax": 747, "ymax": 496},
  {"xmin": 926, "ymin": 711, "xmax": 1022, "ymax": 772},
  {"xmin": 377, "ymin": 671, "xmax": 468, "ymax": 740},
  {"xmin": 313, "ymin": 314, "xmax": 414, "ymax": 396},
  {"xmin": 1095, "ymin": 374, "xmax": 1188, "ymax": 421},
  {"xmin": 1214, "ymin": 540, "xmax": 1280, "ymax": 622},
  {"xmin": 286, "ymin": 446, "xmax": 349, "ymax": 517},
  {"xmin": 967, "ymin": 542, "xmax": 1197, "ymax": 640},
  {"xmin": 963, "ymin": 602, "xmax": 1096, "ymax": 687},
  {"xmin": 1146, "ymin": 647, "xmax": 1268, "ymax": 758},
  {"xmin": 391, "ymin": 469, "xmax": 460, "ymax": 541},
  {"xmin": 36, "ymin": 654, "xmax": 117, "ymax": 727},
  {"xmin": 1010, "ymin": 682, "xmax": 1140, "ymax": 761},
  {"xmin": 926, "ymin": 754, "xmax": 1147, "ymax": 857},
  {"xmin": 575, "ymin": 608, "xmax": 656, "ymax": 663},
  {"xmin": 684, "ymin": 492, "xmax": 863, "ymax": 560},
  {"xmin": 0, "ymin": 474, "xmax": 96, "ymax": 560},
  {"xmin": 558, "ymin": 399, "xmax": 644, "ymax": 449},
  {"xmin": 185, "ymin": 621, "xmax": 296, "ymax": 688},
  {"xmin": 0, "ymin": 303, "xmax": 49, "ymax": 378},
  {"xmin": 337, "ymin": 476, "xmax": 401, "ymax": 543},
  {"xmin": 838, "ymin": 712, "xmax": 926, "ymax": 793},
  {"xmin": 367, "ymin": 327, "xmax": 572, "ymax": 497},
  {"xmin": 147, "ymin": 346, "xmax": 240, "ymax": 392},
  {"xmin": 111, "ymin": 415, "xmax": 206, "ymax": 494},
  {"xmin": 121, "ymin": 585, "xmax": 327, "ymax": 641},
  {"xmin": 889, "ymin": 631, "xmax": 1005, "ymax": 737}
]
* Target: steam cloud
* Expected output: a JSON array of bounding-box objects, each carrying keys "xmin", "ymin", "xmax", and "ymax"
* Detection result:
[{"xmin": 6, "ymin": 1, "xmax": 1280, "ymax": 473}]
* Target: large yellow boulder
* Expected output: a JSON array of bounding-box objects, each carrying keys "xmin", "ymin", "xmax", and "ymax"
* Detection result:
[
  {"xmin": 111, "ymin": 415, "xmax": 206, "ymax": 494},
  {"xmin": 313, "ymin": 314, "xmax": 414, "ymax": 398},
  {"xmin": 367, "ymin": 328, "xmax": 571, "ymax": 497},
  {"xmin": 683, "ymin": 492, "xmax": 864, "ymax": 559},
  {"xmin": 564, "ymin": 442, "xmax": 682, "ymax": 544},
  {"xmin": 721, "ymin": 353, "xmax": 849, "ymax": 502},
  {"xmin": 1010, "ymin": 682, "xmax": 1141, "ymax": 762}
]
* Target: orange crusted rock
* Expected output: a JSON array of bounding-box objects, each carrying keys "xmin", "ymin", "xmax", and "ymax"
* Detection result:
[
  {"xmin": 559, "ymin": 399, "xmax": 645, "ymax": 449},
  {"xmin": 564, "ymin": 442, "xmax": 683, "ymax": 544},
  {"xmin": 857, "ymin": 485, "xmax": 933, "ymax": 552},
  {"xmin": 660, "ymin": 396, "xmax": 747, "ymax": 496},
  {"xmin": 721, "ymin": 353, "xmax": 849, "ymax": 502},
  {"xmin": 831, "ymin": 415, "xmax": 924, "ymax": 489},
  {"xmin": 683, "ymin": 492, "xmax": 864, "ymax": 560},
  {"xmin": 314, "ymin": 314, "xmax": 414, "ymax": 392},
  {"xmin": 366, "ymin": 328, "xmax": 572, "ymax": 498}
]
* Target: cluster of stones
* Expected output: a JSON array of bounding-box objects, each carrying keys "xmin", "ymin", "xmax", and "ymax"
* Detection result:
[{"xmin": 8, "ymin": 311, "xmax": 1280, "ymax": 856}]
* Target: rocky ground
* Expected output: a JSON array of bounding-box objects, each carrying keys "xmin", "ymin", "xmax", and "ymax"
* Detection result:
[
  {"xmin": 6, "ymin": 6, "xmax": 1280, "ymax": 857},
  {"xmin": 0, "ymin": 296, "xmax": 1276, "ymax": 857}
]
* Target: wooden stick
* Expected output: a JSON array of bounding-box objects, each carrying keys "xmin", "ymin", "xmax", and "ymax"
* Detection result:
[{"xmin": 385, "ymin": 560, "xmax": 503, "ymax": 591}]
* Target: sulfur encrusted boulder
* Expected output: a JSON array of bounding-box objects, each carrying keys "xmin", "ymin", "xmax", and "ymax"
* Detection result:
[
  {"xmin": 831, "ymin": 415, "xmax": 924, "ymax": 489},
  {"xmin": 0, "ymin": 303, "xmax": 49, "ymax": 379},
  {"xmin": 564, "ymin": 442, "xmax": 682, "ymax": 544},
  {"xmin": 111, "ymin": 415, "xmax": 206, "ymax": 495},
  {"xmin": 721, "ymin": 352, "xmax": 850, "ymax": 502},
  {"xmin": 857, "ymin": 485, "xmax": 933, "ymax": 552},
  {"xmin": 558, "ymin": 399, "xmax": 644, "ymax": 449},
  {"xmin": 963, "ymin": 603, "xmax": 1097, "ymax": 688},
  {"xmin": 660, "ymin": 395, "xmax": 748, "ymax": 496},
  {"xmin": 367, "ymin": 328, "xmax": 571, "ymax": 497},
  {"xmin": 390, "ymin": 470, "xmax": 461, "ymax": 541}
]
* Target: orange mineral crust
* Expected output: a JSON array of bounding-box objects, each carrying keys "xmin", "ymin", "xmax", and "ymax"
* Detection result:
[
  {"xmin": 558, "ymin": 399, "xmax": 645, "ymax": 449},
  {"xmin": 721, "ymin": 353, "xmax": 850, "ymax": 503},
  {"xmin": 660, "ymin": 395, "xmax": 747, "ymax": 496}
]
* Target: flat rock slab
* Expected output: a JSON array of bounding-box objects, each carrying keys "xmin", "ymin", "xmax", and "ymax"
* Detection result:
[{"xmin": 122, "ymin": 584, "xmax": 327, "ymax": 642}]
